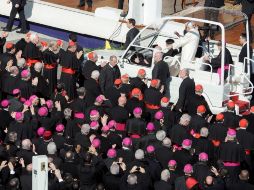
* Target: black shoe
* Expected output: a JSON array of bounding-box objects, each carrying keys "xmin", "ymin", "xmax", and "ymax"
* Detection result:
[
  {"xmin": 120, "ymin": 12, "xmax": 128, "ymax": 17},
  {"xmin": 77, "ymin": 4, "xmax": 85, "ymax": 7},
  {"xmin": 2, "ymin": 27, "xmax": 11, "ymax": 32},
  {"xmin": 16, "ymin": 30, "xmax": 29, "ymax": 34}
]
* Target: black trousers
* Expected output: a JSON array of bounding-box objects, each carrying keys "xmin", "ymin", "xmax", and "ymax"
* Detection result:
[
  {"xmin": 6, "ymin": 6, "xmax": 27, "ymax": 31},
  {"xmin": 118, "ymin": 0, "xmax": 129, "ymax": 9},
  {"xmin": 79, "ymin": 0, "xmax": 92, "ymax": 7}
]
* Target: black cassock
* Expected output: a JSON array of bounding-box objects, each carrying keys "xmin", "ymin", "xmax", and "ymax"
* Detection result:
[
  {"xmin": 18, "ymin": 79, "xmax": 35, "ymax": 100},
  {"xmin": 1, "ymin": 73, "xmax": 19, "ymax": 95},
  {"xmin": 32, "ymin": 71, "xmax": 49, "ymax": 98},
  {"xmin": 59, "ymin": 50, "xmax": 79, "ymax": 100},
  {"xmin": 23, "ymin": 42, "xmax": 42, "ymax": 74},
  {"xmin": 126, "ymin": 117, "xmax": 146, "ymax": 136},
  {"xmin": 42, "ymin": 49, "xmax": 59, "ymax": 94},
  {"xmin": 0, "ymin": 52, "xmax": 17, "ymax": 72},
  {"xmin": 0, "ymin": 37, "xmax": 6, "ymax": 54}
]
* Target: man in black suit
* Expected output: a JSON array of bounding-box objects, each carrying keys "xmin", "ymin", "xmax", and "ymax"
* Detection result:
[
  {"xmin": 175, "ymin": 69, "xmax": 195, "ymax": 112},
  {"xmin": 239, "ymin": 33, "xmax": 253, "ymax": 63},
  {"xmin": 203, "ymin": 41, "xmax": 233, "ymax": 73},
  {"xmin": 152, "ymin": 51, "xmax": 170, "ymax": 94},
  {"xmin": 3, "ymin": 0, "xmax": 28, "ymax": 33},
  {"xmin": 163, "ymin": 39, "xmax": 179, "ymax": 59},
  {"xmin": 99, "ymin": 55, "xmax": 121, "ymax": 93},
  {"xmin": 124, "ymin": 18, "xmax": 139, "ymax": 49},
  {"xmin": 235, "ymin": 0, "xmax": 254, "ymax": 42}
]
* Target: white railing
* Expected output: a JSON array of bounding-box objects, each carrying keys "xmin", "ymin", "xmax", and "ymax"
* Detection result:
[{"xmin": 227, "ymin": 63, "xmax": 254, "ymax": 97}]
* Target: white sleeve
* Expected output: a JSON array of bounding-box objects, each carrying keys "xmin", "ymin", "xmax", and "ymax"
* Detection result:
[{"xmin": 172, "ymin": 33, "xmax": 191, "ymax": 50}]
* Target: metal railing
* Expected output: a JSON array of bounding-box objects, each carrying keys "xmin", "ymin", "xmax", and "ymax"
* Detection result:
[{"xmin": 227, "ymin": 63, "xmax": 254, "ymax": 97}]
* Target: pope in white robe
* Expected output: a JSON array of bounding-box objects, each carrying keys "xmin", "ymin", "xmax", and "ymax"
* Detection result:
[{"xmin": 172, "ymin": 22, "xmax": 200, "ymax": 64}]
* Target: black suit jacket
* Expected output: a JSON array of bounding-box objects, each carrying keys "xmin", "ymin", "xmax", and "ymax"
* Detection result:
[
  {"xmin": 175, "ymin": 77, "xmax": 195, "ymax": 112},
  {"xmin": 124, "ymin": 27, "xmax": 139, "ymax": 49},
  {"xmin": 235, "ymin": 0, "xmax": 254, "ymax": 15},
  {"xmin": 204, "ymin": 0, "xmax": 225, "ymax": 7},
  {"xmin": 239, "ymin": 43, "xmax": 253, "ymax": 63},
  {"xmin": 99, "ymin": 64, "xmax": 121, "ymax": 93},
  {"xmin": 211, "ymin": 47, "xmax": 233, "ymax": 72},
  {"xmin": 152, "ymin": 60, "xmax": 170, "ymax": 86}
]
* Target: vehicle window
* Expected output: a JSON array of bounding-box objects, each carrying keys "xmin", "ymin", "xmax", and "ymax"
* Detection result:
[{"xmin": 124, "ymin": 47, "xmax": 153, "ymax": 68}]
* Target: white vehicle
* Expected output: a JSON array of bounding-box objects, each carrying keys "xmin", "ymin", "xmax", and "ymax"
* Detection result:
[{"xmin": 97, "ymin": 7, "xmax": 254, "ymax": 114}]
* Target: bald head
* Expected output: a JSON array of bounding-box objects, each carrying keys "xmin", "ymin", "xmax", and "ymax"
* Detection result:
[
  {"xmin": 205, "ymin": 176, "xmax": 213, "ymax": 185},
  {"xmin": 154, "ymin": 51, "xmax": 163, "ymax": 63},
  {"xmin": 22, "ymin": 139, "xmax": 32, "ymax": 150},
  {"xmin": 179, "ymin": 69, "xmax": 189, "ymax": 79},
  {"xmin": 239, "ymin": 170, "xmax": 249, "ymax": 181},
  {"xmin": 118, "ymin": 96, "xmax": 127, "ymax": 106},
  {"xmin": 127, "ymin": 174, "xmax": 138, "ymax": 185}
]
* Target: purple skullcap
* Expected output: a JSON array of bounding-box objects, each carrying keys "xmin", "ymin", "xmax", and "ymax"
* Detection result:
[
  {"xmin": 182, "ymin": 139, "xmax": 192, "ymax": 148},
  {"xmin": 1, "ymin": 99, "xmax": 9, "ymax": 108},
  {"xmin": 24, "ymin": 100, "xmax": 32, "ymax": 107},
  {"xmin": 133, "ymin": 107, "xmax": 142, "ymax": 116},
  {"xmin": 108, "ymin": 120, "xmax": 116, "ymax": 129},
  {"xmin": 146, "ymin": 145, "xmax": 155, "ymax": 153},
  {"xmin": 29, "ymin": 95, "xmax": 38, "ymax": 102},
  {"xmin": 15, "ymin": 112, "xmax": 24, "ymax": 121},
  {"xmin": 21, "ymin": 69, "xmax": 30, "ymax": 78},
  {"xmin": 46, "ymin": 100, "xmax": 53, "ymax": 109},
  {"xmin": 56, "ymin": 124, "xmax": 65, "ymax": 132},
  {"xmin": 12, "ymin": 89, "xmax": 20, "ymax": 95},
  {"xmin": 90, "ymin": 121, "xmax": 99, "ymax": 129},
  {"xmin": 102, "ymin": 125, "xmax": 110, "ymax": 132},
  {"xmin": 199, "ymin": 152, "xmax": 208, "ymax": 161},
  {"xmin": 38, "ymin": 107, "xmax": 48, "ymax": 117},
  {"xmin": 155, "ymin": 110, "xmax": 164, "ymax": 120},
  {"xmin": 20, "ymin": 97, "xmax": 26, "ymax": 103},
  {"xmin": 90, "ymin": 109, "xmax": 99, "ymax": 118},
  {"xmin": 227, "ymin": 128, "xmax": 236, "ymax": 137},
  {"xmin": 96, "ymin": 95, "xmax": 104, "ymax": 103},
  {"xmin": 92, "ymin": 138, "xmax": 101, "ymax": 148},
  {"xmin": 74, "ymin": 112, "xmax": 85, "ymax": 119},
  {"xmin": 168, "ymin": 160, "xmax": 177, "ymax": 167},
  {"xmin": 184, "ymin": 164, "xmax": 193, "ymax": 174},
  {"xmin": 37, "ymin": 127, "xmax": 45, "ymax": 136},
  {"xmin": 146, "ymin": 122, "xmax": 155, "ymax": 132},
  {"xmin": 122, "ymin": 137, "xmax": 132, "ymax": 147},
  {"xmin": 107, "ymin": 148, "xmax": 117, "ymax": 158}
]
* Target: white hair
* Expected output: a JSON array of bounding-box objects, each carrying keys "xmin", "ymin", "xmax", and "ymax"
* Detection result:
[
  {"xmin": 162, "ymin": 137, "xmax": 172, "ymax": 148},
  {"xmin": 200, "ymin": 127, "xmax": 209, "ymax": 137},
  {"xmin": 47, "ymin": 142, "xmax": 57, "ymax": 154},
  {"xmin": 34, "ymin": 62, "xmax": 43, "ymax": 72},
  {"xmin": 135, "ymin": 149, "xmax": 144, "ymax": 160},
  {"xmin": 161, "ymin": 169, "xmax": 170, "ymax": 181},
  {"xmin": 186, "ymin": 21, "xmax": 194, "ymax": 29},
  {"xmin": 91, "ymin": 70, "xmax": 100, "ymax": 80},
  {"xmin": 156, "ymin": 130, "xmax": 166, "ymax": 141},
  {"xmin": 179, "ymin": 114, "xmax": 191, "ymax": 125},
  {"xmin": 22, "ymin": 139, "xmax": 32, "ymax": 150},
  {"xmin": 81, "ymin": 124, "xmax": 90, "ymax": 135},
  {"xmin": 17, "ymin": 58, "xmax": 26, "ymax": 68},
  {"xmin": 30, "ymin": 33, "xmax": 39, "ymax": 41},
  {"xmin": 127, "ymin": 174, "xmax": 138, "ymax": 185},
  {"xmin": 110, "ymin": 163, "xmax": 120, "ymax": 175}
]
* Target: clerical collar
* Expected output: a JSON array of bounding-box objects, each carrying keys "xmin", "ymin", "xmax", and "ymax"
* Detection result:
[{"xmin": 109, "ymin": 63, "xmax": 114, "ymax": 68}]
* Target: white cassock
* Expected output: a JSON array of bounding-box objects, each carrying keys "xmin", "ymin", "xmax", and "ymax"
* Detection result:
[{"xmin": 172, "ymin": 28, "xmax": 200, "ymax": 64}]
